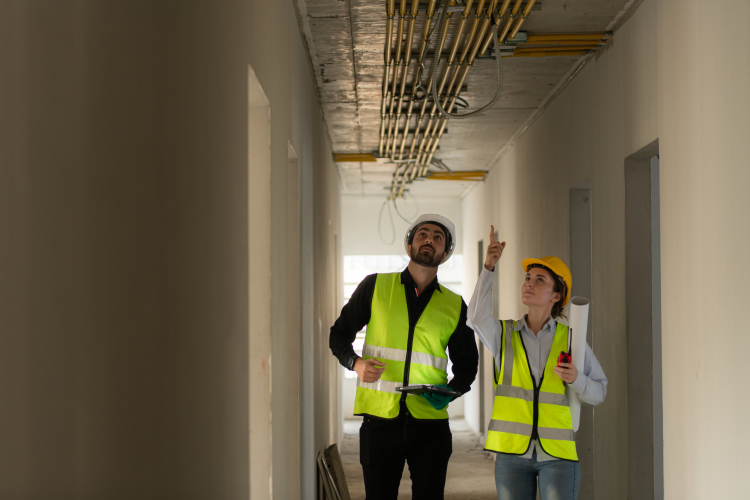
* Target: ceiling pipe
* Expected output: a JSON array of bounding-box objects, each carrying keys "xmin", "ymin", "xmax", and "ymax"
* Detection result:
[
  {"xmin": 412, "ymin": 0, "xmax": 474, "ymax": 161},
  {"xmin": 390, "ymin": 0, "xmax": 438, "ymax": 199},
  {"xmin": 497, "ymin": 0, "xmax": 523, "ymax": 44},
  {"xmin": 378, "ymin": 0, "xmax": 397, "ymax": 156},
  {"xmin": 384, "ymin": 0, "xmax": 408, "ymax": 155},
  {"xmin": 527, "ymin": 33, "xmax": 610, "ymax": 42},
  {"xmin": 421, "ymin": 0, "xmax": 507, "ymax": 175},
  {"xmin": 510, "ymin": 49, "xmax": 589, "ymax": 57},
  {"xmin": 390, "ymin": 0, "xmax": 422, "ymax": 158},
  {"xmin": 404, "ymin": 9, "xmax": 451, "ymax": 162},
  {"xmin": 508, "ymin": 0, "xmax": 536, "ymax": 40},
  {"xmin": 412, "ymin": 0, "xmax": 482, "ymax": 176},
  {"xmin": 513, "ymin": 44, "xmax": 598, "ymax": 53},
  {"xmin": 396, "ymin": 3, "xmax": 454, "ymax": 194}
]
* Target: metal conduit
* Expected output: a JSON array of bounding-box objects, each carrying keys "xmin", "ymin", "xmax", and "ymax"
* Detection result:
[
  {"xmin": 384, "ymin": 0, "xmax": 407, "ymax": 154},
  {"xmin": 508, "ymin": 0, "xmax": 537, "ymax": 40},
  {"xmin": 403, "ymin": 0, "xmax": 471, "ymax": 163},
  {"xmin": 420, "ymin": 0, "xmax": 518, "ymax": 174},
  {"xmin": 387, "ymin": 0, "xmax": 543, "ymax": 195},
  {"xmin": 389, "ymin": 0, "xmax": 438, "ymax": 199},
  {"xmin": 411, "ymin": 0, "xmax": 484, "ymax": 178},
  {"xmin": 395, "ymin": 6, "xmax": 453, "ymax": 195},
  {"xmin": 418, "ymin": 0, "xmax": 504, "ymax": 174},
  {"xmin": 497, "ymin": 0, "xmax": 524, "ymax": 44},
  {"xmin": 378, "ymin": 0, "xmax": 397, "ymax": 156},
  {"xmin": 390, "ymin": 0, "xmax": 421, "ymax": 159},
  {"xmin": 401, "ymin": 0, "xmax": 454, "ymax": 168}
]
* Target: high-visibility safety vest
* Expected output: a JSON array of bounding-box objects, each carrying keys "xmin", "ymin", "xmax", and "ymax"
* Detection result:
[
  {"xmin": 485, "ymin": 320, "xmax": 578, "ymax": 461},
  {"xmin": 353, "ymin": 272, "xmax": 462, "ymax": 419}
]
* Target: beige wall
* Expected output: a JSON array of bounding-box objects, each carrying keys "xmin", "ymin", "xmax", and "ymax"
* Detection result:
[
  {"xmin": 463, "ymin": 0, "xmax": 750, "ymax": 498},
  {"xmin": 0, "ymin": 1, "xmax": 340, "ymax": 499}
]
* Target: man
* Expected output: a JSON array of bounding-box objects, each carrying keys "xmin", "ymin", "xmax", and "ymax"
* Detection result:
[{"xmin": 329, "ymin": 214, "xmax": 478, "ymax": 500}]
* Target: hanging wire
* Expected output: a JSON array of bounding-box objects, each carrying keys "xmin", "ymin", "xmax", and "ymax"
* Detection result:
[
  {"xmin": 378, "ymin": 199, "xmax": 396, "ymax": 245},
  {"xmin": 393, "ymin": 192, "xmax": 420, "ymax": 223}
]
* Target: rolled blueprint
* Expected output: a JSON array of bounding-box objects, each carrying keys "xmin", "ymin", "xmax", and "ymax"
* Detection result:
[{"xmin": 567, "ymin": 296, "xmax": 590, "ymax": 432}]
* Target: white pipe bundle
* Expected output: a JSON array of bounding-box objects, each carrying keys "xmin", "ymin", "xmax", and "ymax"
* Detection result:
[{"xmin": 567, "ymin": 296, "xmax": 590, "ymax": 432}]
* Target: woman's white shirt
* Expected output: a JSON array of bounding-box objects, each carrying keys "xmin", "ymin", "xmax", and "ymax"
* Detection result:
[{"xmin": 467, "ymin": 267, "xmax": 608, "ymax": 462}]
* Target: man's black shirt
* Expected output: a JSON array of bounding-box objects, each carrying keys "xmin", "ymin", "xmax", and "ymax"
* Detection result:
[{"xmin": 328, "ymin": 268, "xmax": 478, "ymax": 397}]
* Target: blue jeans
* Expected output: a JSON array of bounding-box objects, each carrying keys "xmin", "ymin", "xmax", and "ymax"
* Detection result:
[{"xmin": 494, "ymin": 451, "xmax": 580, "ymax": 500}]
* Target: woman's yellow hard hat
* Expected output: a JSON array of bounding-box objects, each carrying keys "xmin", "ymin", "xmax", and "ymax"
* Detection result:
[{"xmin": 521, "ymin": 256, "xmax": 572, "ymax": 306}]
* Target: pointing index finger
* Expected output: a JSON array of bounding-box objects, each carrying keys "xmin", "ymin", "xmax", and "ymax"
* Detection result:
[{"xmin": 490, "ymin": 225, "xmax": 495, "ymax": 244}]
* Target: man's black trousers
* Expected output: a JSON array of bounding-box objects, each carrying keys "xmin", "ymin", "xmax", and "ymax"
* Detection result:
[{"xmin": 359, "ymin": 412, "xmax": 452, "ymax": 500}]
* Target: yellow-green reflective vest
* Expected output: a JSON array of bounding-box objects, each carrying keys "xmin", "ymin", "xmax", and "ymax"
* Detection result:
[
  {"xmin": 353, "ymin": 272, "xmax": 462, "ymax": 419},
  {"xmin": 484, "ymin": 320, "xmax": 578, "ymax": 461}
]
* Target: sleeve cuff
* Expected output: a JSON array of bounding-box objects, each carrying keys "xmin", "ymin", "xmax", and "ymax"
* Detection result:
[
  {"xmin": 569, "ymin": 371, "xmax": 588, "ymax": 394},
  {"xmin": 346, "ymin": 354, "xmax": 357, "ymax": 371}
]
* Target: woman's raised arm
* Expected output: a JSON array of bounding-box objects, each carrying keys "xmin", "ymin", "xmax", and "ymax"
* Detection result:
[{"xmin": 467, "ymin": 226, "xmax": 506, "ymax": 358}]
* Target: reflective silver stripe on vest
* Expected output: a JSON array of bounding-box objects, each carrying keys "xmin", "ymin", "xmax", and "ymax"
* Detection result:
[
  {"xmin": 362, "ymin": 345, "xmax": 448, "ymax": 371},
  {"xmin": 538, "ymin": 427, "xmax": 575, "ymax": 441},
  {"xmin": 494, "ymin": 386, "xmax": 569, "ymax": 407},
  {"xmin": 488, "ymin": 421, "xmax": 574, "ymax": 441},
  {"xmin": 356, "ymin": 378, "xmax": 402, "ymax": 394},
  {"xmin": 363, "ymin": 345, "xmax": 406, "ymax": 362},
  {"xmin": 488, "ymin": 419, "xmax": 533, "ymax": 436},
  {"xmin": 495, "ymin": 385, "xmax": 533, "ymax": 401},
  {"xmin": 502, "ymin": 320, "xmax": 514, "ymax": 385},
  {"xmin": 539, "ymin": 392, "xmax": 569, "ymax": 406},
  {"xmin": 410, "ymin": 351, "xmax": 448, "ymax": 371}
]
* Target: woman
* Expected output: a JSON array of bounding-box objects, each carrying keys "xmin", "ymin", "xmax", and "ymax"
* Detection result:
[{"xmin": 467, "ymin": 226, "xmax": 607, "ymax": 500}]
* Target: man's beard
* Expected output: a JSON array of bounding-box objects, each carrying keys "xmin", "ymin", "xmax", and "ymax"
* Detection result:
[{"xmin": 410, "ymin": 244, "xmax": 443, "ymax": 268}]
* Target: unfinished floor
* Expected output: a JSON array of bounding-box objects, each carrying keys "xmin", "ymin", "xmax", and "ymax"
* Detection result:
[{"xmin": 341, "ymin": 419, "xmax": 497, "ymax": 499}]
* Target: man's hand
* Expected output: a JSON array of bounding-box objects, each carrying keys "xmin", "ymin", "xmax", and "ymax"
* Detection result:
[
  {"xmin": 354, "ymin": 358, "xmax": 387, "ymax": 383},
  {"xmin": 484, "ymin": 225, "xmax": 506, "ymax": 271},
  {"xmin": 553, "ymin": 362, "xmax": 578, "ymax": 384}
]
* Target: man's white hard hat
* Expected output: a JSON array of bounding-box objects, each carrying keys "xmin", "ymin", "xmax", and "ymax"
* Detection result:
[{"xmin": 404, "ymin": 214, "xmax": 457, "ymax": 262}]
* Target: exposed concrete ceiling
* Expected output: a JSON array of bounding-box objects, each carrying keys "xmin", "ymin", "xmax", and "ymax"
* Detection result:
[{"xmin": 294, "ymin": 0, "xmax": 632, "ymax": 198}]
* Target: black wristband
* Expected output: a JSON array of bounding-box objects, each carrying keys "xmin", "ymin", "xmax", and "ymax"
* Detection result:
[{"xmin": 348, "ymin": 354, "xmax": 360, "ymax": 371}]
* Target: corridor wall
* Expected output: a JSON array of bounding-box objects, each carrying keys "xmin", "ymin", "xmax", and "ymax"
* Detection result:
[
  {"xmin": 0, "ymin": 1, "xmax": 340, "ymax": 499},
  {"xmin": 462, "ymin": 0, "xmax": 750, "ymax": 498}
]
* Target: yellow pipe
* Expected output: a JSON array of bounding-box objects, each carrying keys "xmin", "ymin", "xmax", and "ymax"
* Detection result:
[
  {"xmin": 391, "ymin": 0, "xmax": 421, "ymax": 157},
  {"xmin": 379, "ymin": 0, "xmax": 397, "ymax": 155},
  {"xmin": 527, "ymin": 33, "xmax": 610, "ymax": 42},
  {"xmin": 439, "ymin": 0, "xmax": 487, "ymax": 114},
  {"xmin": 514, "ymin": 45, "xmax": 598, "ymax": 52},
  {"xmin": 519, "ymin": 40, "xmax": 606, "ymax": 46},
  {"xmin": 397, "ymin": 0, "xmax": 438, "ymax": 162},
  {"xmin": 385, "ymin": 0, "xmax": 408, "ymax": 155},
  {"xmin": 419, "ymin": 0, "xmax": 501, "ymax": 177},
  {"xmin": 417, "ymin": 0, "xmax": 495, "ymax": 173},
  {"xmin": 508, "ymin": 0, "xmax": 536, "ymax": 40},
  {"xmin": 509, "ymin": 49, "xmax": 588, "ymax": 57},
  {"xmin": 497, "ymin": 0, "xmax": 523, "ymax": 44},
  {"xmin": 410, "ymin": 10, "xmax": 454, "ymax": 177},
  {"xmin": 420, "ymin": 0, "xmax": 500, "ymax": 176},
  {"xmin": 426, "ymin": 171, "xmax": 485, "ymax": 181},
  {"xmin": 334, "ymin": 154, "xmax": 377, "ymax": 162}
]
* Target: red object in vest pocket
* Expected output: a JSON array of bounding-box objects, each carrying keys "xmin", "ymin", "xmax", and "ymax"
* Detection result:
[{"xmin": 557, "ymin": 351, "xmax": 572, "ymax": 367}]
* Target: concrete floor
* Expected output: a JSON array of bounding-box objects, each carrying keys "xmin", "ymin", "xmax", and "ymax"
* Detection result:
[{"xmin": 340, "ymin": 418, "xmax": 497, "ymax": 500}]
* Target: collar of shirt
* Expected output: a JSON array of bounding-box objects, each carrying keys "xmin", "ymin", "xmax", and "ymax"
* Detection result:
[
  {"xmin": 514, "ymin": 314, "xmax": 556, "ymax": 341},
  {"xmin": 400, "ymin": 267, "xmax": 442, "ymax": 294}
]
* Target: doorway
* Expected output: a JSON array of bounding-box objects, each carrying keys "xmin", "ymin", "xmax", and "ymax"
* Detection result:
[
  {"xmin": 569, "ymin": 181, "xmax": 595, "ymax": 499},
  {"xmin": 625, "ymin": 140, "xmax": 663, "ymax": 500}
]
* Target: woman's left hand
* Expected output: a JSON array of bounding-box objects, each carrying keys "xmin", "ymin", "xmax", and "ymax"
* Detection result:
[{"xmin": 554, "ymin": 362, "xmax": 578, "ymax": 384}]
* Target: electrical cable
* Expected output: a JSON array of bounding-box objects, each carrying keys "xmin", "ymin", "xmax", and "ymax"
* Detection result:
[
  {"xmin": 430, "ymin": 1, "xmax": 503, "ymax": 120},
  {"xmin": 393, "ymin": 192, "xmax": 420, "ymax": 223},
  {"xmin": 378, "ymin": 199, "xmax": 397, "ymax": 245}
]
